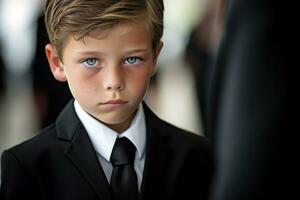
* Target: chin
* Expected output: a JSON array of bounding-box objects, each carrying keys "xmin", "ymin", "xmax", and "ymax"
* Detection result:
[
  {"xmin": 100, "ymin": 113, "xmax": 130, "ymax": 124},
  {"xmin": 106, "ymin": 117, "xmax": 130, "ymax": 125}
]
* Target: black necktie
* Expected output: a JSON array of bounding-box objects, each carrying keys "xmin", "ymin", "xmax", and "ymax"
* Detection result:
[{"xmin": 110, "ymin": 137, "xmax": 138, "ymax": 200}]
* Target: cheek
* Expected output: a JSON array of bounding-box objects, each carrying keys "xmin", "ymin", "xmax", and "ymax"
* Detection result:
[
  {"xmin": 65, "ymin": 69, "xmax": 99, "ymax": 100},
  {"xmin": 128, "ymin": 70, "xmax": 152, "ymax": 96}
]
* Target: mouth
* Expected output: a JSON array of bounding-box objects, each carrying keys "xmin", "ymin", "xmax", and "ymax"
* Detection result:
[{"xmin": 100, "ymin": 100, "xmax": 128, "ymax": 105}]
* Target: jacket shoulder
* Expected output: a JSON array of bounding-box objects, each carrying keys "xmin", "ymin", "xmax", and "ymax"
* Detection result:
[
  {"xmin": 161, "ymin": 120, "xmax": 209, "ymax": 150},
  {"xmin": 3, "ymin": 124, "xmax": 62, "ymax": 163},
  {"xmin": 143, "ymin": 103, "xmax": 209, "ymax": 151}
]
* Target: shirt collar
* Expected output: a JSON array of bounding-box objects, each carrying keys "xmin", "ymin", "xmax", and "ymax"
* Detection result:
[{"xmin": 74, "ymin": 100, "xmax": 146, "ymax": 162}]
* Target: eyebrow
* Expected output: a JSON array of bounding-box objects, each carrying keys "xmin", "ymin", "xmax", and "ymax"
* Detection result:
[
  {"xmin": 74, "ymin": 51, "xmax": 102, "ymax": 56},
  {"xmin": 125, "ymin": 48, "xmax": 149, "ymax": 54}
]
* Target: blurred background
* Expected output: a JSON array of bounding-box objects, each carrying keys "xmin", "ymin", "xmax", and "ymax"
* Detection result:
[{"xmin": 0, "ymin": 0, "xmax": 223, "ymax": 157}]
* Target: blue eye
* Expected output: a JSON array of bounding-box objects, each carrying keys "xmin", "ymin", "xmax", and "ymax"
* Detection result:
[
  {"xmin": 125, "ymin": 57, "xmax": 141, "ymax": 65},
  {"xmin": 82, "ymin": 58, "xmax": 99, "ymax": 68}
]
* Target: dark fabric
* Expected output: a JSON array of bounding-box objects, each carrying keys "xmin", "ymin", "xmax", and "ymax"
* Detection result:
[
  {"xmin": 0, "ymin": 100, "xmax": 212, "ymax": 200},
  {"xmin": 207, "ymin": 0, "xmax": 285, "ymax": 199},
  {"xmin": 110, "ymin": 138, "xmax": 138, "ymax": 200}
]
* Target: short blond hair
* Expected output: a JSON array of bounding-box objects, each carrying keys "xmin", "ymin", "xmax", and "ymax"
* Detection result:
[{"xmin": 44, "ymin": 0, "xmax": 164, "ymax": 58}]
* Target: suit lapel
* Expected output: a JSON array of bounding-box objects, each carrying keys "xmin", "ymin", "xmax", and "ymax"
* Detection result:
[
  {"xmin": 56, "ymin": 100, "xmax": 113, "ymax": 200},
  {"xmin": 139, "ymin": 104, "xmax": 176, "ymax": 199}
]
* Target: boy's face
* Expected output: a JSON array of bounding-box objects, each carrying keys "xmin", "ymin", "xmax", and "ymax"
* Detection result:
[{"xmin": 46, "ymin": 22, "xmax": 163, "ymax": 132}]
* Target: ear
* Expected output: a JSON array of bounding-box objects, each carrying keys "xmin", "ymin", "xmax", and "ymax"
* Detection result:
[
  {"xmin": 45, "ymin": 44, "xmax": 67, "ymax": 82},
  {"xmin": 150, "ymin": 41, "xmax": 164, "ymax": 77}
]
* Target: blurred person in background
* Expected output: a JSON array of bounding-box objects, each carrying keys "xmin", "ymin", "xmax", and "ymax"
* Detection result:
[
  {"xmin": 207, "ymin": 0, "xmax": 285, "ymax": 199},
  {"xmin": 184, "ymin": 0, "xmax": 226, "ymax": 135},
  {"xmin": 30, "ymin": 14, "xmax": 72, "ymax": 128}
]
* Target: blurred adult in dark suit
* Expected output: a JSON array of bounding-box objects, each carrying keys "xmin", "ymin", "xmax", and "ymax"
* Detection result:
[
  {"xmin": 184, "ymin": 0, "xmax": 226, "ymax": 135},
  {"xmin": 208, "ymin": 0, "xmax": 285, "ymax": 199},
  {"xmin": 31, "ymin": 14, "xmax": 72, "ymax": 128}
]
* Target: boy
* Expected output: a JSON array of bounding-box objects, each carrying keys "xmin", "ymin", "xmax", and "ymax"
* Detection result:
[{"xmin": 0, "ymin": 0, "xmax": 211, "ymax": 199}]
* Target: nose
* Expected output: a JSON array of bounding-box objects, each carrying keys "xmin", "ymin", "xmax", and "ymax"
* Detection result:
[{"xmin": 103, "ymin": 66, "xmax": 124, "ymax": 91}]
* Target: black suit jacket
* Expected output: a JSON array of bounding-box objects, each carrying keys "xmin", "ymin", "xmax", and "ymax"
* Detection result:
[
  {"xmin": 0, "ymin": 101, "xmax": 211, "ymax": 200},
  {"xmin": 207, "ymin": 0, "xmax": 284, "ymax": 199}
]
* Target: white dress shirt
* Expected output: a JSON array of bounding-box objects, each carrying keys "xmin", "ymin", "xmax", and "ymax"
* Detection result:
[{"xmin": 74, "ymin": 101, "xmax": 146, "ymax": 190}]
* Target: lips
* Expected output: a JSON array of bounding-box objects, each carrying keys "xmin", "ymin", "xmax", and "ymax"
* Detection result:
[{"xmin": 100, "ymin": 100, "xmax": 128, "ymax": 105}]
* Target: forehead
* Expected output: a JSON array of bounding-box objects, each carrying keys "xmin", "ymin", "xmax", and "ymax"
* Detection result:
[
  {"xmin": 91, "ymin": 22, "xmax": 150, "ymax": 40},
  {"xmin": 62, "ymin": 22, "xmax": 152, "ymax": 56}
]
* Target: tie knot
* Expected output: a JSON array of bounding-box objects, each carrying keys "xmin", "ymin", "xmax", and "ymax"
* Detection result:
[{"xmin": 110, "ymin": 137, "xmax": 136, "ymax": 166}]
